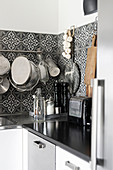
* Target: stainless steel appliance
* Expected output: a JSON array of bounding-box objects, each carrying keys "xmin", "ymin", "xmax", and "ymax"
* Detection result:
[
  {"xmin": 69, "ymin": 96, "xmax": 91, "ymax": 126},
  {"xmin": 90, "ymin": 0, "xmax": 113, "ymax": 169}
]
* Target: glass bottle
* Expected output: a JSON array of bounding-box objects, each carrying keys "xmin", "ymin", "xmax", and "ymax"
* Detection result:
[
  {"xmin": 37, "ymin": 53, "xmax": 49, "ymax": 84},
  {"xmin": 34, "ymin": 88, "xmax": 46, "ymax": 121}
]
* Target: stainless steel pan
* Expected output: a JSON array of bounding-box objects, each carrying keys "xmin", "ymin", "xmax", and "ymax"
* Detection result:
[
  {"xmin": 0, "ymin": 77, "xmax": 10, "ymax": 94},
  {"xmin": 10, "ymin": 57, "xmax": 40, "ymax": 92},
  {"xmin": 0, "ymin": 55, "xmax": 10, "ymax": 76}
]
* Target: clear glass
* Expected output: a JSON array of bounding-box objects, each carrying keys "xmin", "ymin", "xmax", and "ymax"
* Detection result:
[{"xmin": 34, "ymin": 96, "xmax": 46, "ymax": 121}]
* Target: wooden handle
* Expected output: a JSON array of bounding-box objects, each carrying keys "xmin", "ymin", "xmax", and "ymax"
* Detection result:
[
  {"xmin": 86, "ymin": 85, "xmax": 92, "ymax": 97},
  {"xmin": 91, "ymin": 35, "xmax": 96, "ymax": 47}
]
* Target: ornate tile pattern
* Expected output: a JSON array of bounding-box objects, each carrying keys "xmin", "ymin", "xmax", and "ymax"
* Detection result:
[
  {"xmin": 1, "ymin": 31, "xmax": 22, "ymax": 50},
  {"xmin": 2, "ymin": 94, "xmax": 20, "ymax": 113},
  {"xmin": 74, "ymin": 23, "xmax": 94, "ymax": 49},
  {"xmin": 58, "ymin": 22, "xmax": 95, "ymax": 96},
  {"xmin": 22, "ymin": 32, "xmax": 40, "ymax": 51},
  {"xmin": 0, "ymin": 22, "xmax": 95, "ymax": 114},
  {"xmin": 40, "ymin": 34, "xmax": 58, "ymax": 53}
]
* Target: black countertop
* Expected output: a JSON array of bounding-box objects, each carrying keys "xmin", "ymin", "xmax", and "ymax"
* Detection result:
[{"xmin": 23, "ymin": 120, "xmax": 91, "ymax": 162}]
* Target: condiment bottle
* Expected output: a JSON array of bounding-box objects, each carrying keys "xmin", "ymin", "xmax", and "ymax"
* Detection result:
[
  {"xmin": 46, "ymin": 97, "xmax": 54, "ymax": 115},
  {"xmin": 54, "ymin": 81, "xmax": 61, "ymax": 114}
]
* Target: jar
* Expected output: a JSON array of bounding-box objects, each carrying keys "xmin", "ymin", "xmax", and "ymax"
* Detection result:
[
  {"xmin": 46, "ymin": 97, "xmax": 54, "ymax": 115},
  {"xmin": 33, "ymin": 88, "xmax": 46, "ymax": 120}
]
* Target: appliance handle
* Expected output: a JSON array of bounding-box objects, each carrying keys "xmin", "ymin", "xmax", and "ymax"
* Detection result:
[
  {"xmin": 91, "ymin": 79, "xmax": 104, "ymax": 170},
  {"xmin": 34, "ymin": 141, "xmax": 46, "ymax": 149},
  {"xmin": 65, "ymin": 161, "xmax": 80, "ymax": 170}
]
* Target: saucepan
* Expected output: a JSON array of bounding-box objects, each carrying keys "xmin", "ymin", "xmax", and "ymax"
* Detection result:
[
  {"xmin": 0, "ymin": 77, "xmax": 10, "ymax": 94},
  {"xmin": 10, "ymin": 56, "xmax": 40, "ymax": 92},
  {"xmin": 0, "ymin": 55, "xmax": 10, "ymax": 94},
  {"xmin": 0, "ymin": 55, "xmax": 10, "ymax": 76}
]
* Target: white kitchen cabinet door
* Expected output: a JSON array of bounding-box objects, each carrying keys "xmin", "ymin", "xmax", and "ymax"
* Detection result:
[
  {"xmin": 22, "ymin": 128, "xmax": 28, "ymax": 170},
  {"xmin": 28, "ymin": 131, "xmax": 55, "ymax": 170},
  {"xmin": 0, "ymin": 128, "xmax": 22, "ymax": 170},
  {"xmin": 56, "ymin": 146, "xmax": 90, "ymax": 170}
]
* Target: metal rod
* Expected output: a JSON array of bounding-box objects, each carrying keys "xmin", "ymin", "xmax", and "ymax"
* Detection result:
[
  {"xmin": 75, "ymin": 46, "xmax": 91, "ymax": 51},
  {"xmin": 0, "ymin": 49, "xmax": 41, "ymax": 53},
  {"xmin": 0, "ymin": 46, "xmax": 92, "ymax": 53}
]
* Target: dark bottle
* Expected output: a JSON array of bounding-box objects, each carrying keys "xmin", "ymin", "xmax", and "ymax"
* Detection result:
[
  {"xmin": 61, "ymin": 82, "xmax": 69, "ymax": 113},
  {"xmin": 54, "ymin": 81, "xmax": 61, "ymax": 108}
]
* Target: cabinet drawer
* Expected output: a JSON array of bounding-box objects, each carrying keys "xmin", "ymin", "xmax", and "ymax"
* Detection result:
[
  {"xmin": 56, "ymin": 146, "xmax": 90, "ymax": 170},
  {"xmin": 28, "ymin": 132, "xmax": 55, "ymax": 170}
]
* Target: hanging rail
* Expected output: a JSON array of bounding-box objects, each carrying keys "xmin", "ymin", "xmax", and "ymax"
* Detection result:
[{"xmin": 0, "ymin": 49, "xmax": 41, "ymax": 53}]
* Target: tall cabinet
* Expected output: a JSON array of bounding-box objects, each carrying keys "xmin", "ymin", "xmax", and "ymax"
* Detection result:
[{"xmin": 90, "ymin": 0, "xmax": 113, "ymax": 169}]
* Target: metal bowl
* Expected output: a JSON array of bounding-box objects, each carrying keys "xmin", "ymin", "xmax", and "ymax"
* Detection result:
[{"xmin": 10, "ymin": 61, "xmax": 40, "ymax": 92}]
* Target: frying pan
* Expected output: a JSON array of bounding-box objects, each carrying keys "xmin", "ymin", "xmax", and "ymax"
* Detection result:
[{"xmin": 65, "ymin": 62, "xmax": 81, "ymax": 95}]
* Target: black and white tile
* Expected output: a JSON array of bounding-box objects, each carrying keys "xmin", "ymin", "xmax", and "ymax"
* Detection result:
[
  {"xmin": 22, "ymin": 32, "xmax": 40, "ymax": 51},
  {"xmin": 1, "ymin": 31, "xmax": 22, "ymax": 50},
  {"xmin": 58, "ymin": 22, "xmax": 95, "ymax": 96},
  {"xmin": 0, "ymin": 22, "xmax": 95, "ymax": 114},
  {"xmin": 40, "ymin": 34, "xmax": 58, "ymax": 53}
]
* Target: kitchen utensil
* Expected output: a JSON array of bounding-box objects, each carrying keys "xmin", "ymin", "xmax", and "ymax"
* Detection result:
[
  {"xmin": 65, "ymin": 62, "xmax": 81, "ymax": 95},
  {"xmin": 61, "ymin": 82, "xmax": 69, "ymax": 113},
  {"xmin": 0, "ymin": 55, "xmax": 10, "ymax": 76},
  {"xmin": 46, "ymin": 58, "xmax": 60, "ymax": 77},
  {"xmin": 10, "ymin": 58, "xmax": 40, "ymax": 92},
  {"xmin": 0, "ymin": 77, "xmax": 10, "ymax": 94},
  {"xmin": 11, "ymin": 56, "xmax": 31, "ymax": 85},
  {"xmin": 54, "ymin": 81, "xmax": 69, "ymax": 114},
  {"xmin": 38, "ymin": 61, "xmax": 49, "ymax": 84},
  {"xmin": 37, "ymin": 51, "xmax": 49, "ymax": 84},
  {"xmin": 84, "ymin": 34, "xmax": 97, "ymax": 97},
  {"xmin": 54, "ymin": 81, "xmax": 61, "ymax": 114}
]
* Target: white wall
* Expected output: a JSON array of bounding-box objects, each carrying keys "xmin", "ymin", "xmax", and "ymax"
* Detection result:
[
  {"xmin": 0, "ymin": 0, "xmax": 97, "ymax": 34},
  {"xmin": 0, "ymin": 0, "xmax": 58, "ymax": 34},
  {"xmin": 58, "ymin": 0, "xmax": 98, "ymax": 33}
]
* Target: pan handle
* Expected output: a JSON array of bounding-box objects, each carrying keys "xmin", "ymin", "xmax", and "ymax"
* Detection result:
[{"xmin": 0, "ymin": 77, "xmax": 3, "ymax": 84}]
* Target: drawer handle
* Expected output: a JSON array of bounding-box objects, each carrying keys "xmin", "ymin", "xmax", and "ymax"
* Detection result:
[
  {"xmin": 65, "ymin": 161, "xmax": 80, "ymax": 170},
  {"xmin": 34, "ymin": 141, "xmax": 46, "ymax": 149}
]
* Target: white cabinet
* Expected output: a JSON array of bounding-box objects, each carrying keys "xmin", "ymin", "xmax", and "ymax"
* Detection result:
[
  {"xmin": 22, "ymin": 128, "xmax": 28, "ymax": 170},
  {"xmin": 28, "ymin": 131, "xmax": 55, "ymax": 170},
  {"xmin": 0, "ymin": 128, "xmax": 22, "ymax": 170},
  {"xmin": 56, "ymin": 146, "xmax": 90, "ymax": 170}
]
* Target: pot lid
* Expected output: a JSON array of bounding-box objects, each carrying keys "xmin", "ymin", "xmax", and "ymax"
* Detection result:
[
  {"xmin": 0, "ymin": 55, "xmax": 10, "ymax": 76},
  {"xmin": 11, "ymin": 56, "xmax": 31, "ymax": 85}
]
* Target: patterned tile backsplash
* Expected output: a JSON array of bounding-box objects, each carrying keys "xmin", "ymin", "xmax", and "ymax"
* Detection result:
[{"xmin": 0, "ymin": 22, "xmax": 95, "ymax": 114}]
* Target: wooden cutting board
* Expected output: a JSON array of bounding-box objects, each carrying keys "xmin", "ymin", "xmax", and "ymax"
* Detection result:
[{"xmin": 84, "ymin": 34, "xmax": 97, "ymax": 97}]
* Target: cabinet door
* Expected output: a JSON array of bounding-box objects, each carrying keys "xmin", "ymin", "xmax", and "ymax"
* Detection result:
[
  {"xmin": 0, "ymin": 128, "xmax": 22, "ymax": 170},
  {"xmin": 56, "ymin": 146, "xmax": 90, "ymax": 170},
  {"xmin": 28, "ymin": 131, "xmax": 55, "ymax": 170},
  {"xmin": 22, "ymin": 128, "xmax": 28, "ymax": 170}
]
